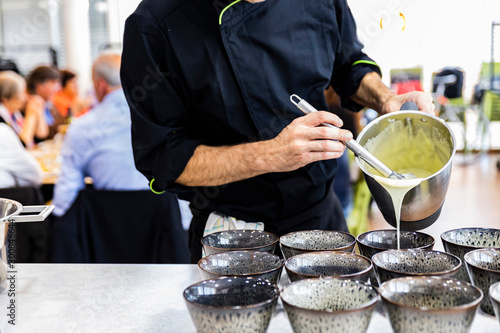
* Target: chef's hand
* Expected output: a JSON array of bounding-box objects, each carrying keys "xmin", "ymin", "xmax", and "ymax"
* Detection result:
[
  {"xmin": 382, "ymin": 91, "xmax": 435, "ymax": 115},
  {"xmin": 268, "ymin": 111, "xmax": 352, "ymax": 173}
]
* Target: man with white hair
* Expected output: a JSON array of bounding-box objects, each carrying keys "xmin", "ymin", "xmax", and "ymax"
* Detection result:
[{"xmin": 52, "ymin": 53, "xmax": 150, "ymax": 216}]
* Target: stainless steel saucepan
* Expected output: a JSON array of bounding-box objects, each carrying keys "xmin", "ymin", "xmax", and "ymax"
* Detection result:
[{"xmin": 355, "ymin": 111, "xmax": 456, "ymax": 230}]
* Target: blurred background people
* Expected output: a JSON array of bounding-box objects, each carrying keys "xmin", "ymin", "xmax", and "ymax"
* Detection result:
[
  {"xmin": 52, "ymin": 69, "xmax": 76, "ymax": 118},
  {"xmin": 52, "ymin": 53, "xmax": 149, "ymax": 217},
  {"xmin": 26, "ymin": 66, "xmax": 64, "ymax": 140},
  {"xmin": 0, "ymin": 71, "xmax": 26, "ymax": 133},
  {"xmin": 0, "ymin": 71, "xmax": 43, "ymax": 187},
  {"xmin": 52, "ymin": 69, "xmax": 92, "ymax": 119},
  {"xmin": 0, "ymin": 70, "xmax": 49, "ymax": 149}
]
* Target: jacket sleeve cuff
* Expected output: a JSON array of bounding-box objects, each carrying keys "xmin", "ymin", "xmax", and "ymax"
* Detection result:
[{"xmin": 151, "ymin": 135, "xmax": 202, "ymax": 194}]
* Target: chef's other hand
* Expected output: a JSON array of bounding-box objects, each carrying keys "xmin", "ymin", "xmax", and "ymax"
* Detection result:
[
  {"xmin": 268, "ymin": 111, "xmax": 352, "ymax": 173},
  {"xmin": 382, "ymin": 91, "xmax": 435, "ymax": 115}
]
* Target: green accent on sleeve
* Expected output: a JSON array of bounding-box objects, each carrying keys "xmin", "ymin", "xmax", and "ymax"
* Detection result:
[
  {"xmin": 149, "ymin": 178, "xmax": 165, "ymax": 195},
  {"xmin": 352, "ymin": 60, "xmax": 381, "ymax": 71},
  {"xmin": 219, "ymin": 0, "xmax": 243, "ymax": 25}
]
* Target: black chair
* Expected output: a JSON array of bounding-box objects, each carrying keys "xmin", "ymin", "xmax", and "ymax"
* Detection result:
[
  {"xmin": 0, "ymin": 187, "xmax": 49, "ymax": 263},
  {"xmin": 432, "ymin": 67, "xmax": 465, "ymax": 99},
  {"xmin": 49, "ymin": 189, "xmax": 190, "ymax": 263}
]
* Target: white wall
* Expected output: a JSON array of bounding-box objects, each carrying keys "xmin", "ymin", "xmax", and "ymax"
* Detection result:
[
  {"xmin": 0, "ymin": 0, "xmax": 60, "ymax": 74},
  {"xmin": 62, "ymin": 0, "xmax": 92, "ymax": 94},
  {"xmin": 67, "ymin": 0, "xmax": 140, "ymax": 92},
  {"xmin": 348, "ymin": 0, "xmax": 500, "ymax": 100},
  {"xmin": 106, "ymin": 0, "xmax": 142, "ymax": 47}
]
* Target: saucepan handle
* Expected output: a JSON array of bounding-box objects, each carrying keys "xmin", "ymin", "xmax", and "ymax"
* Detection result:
[{"xmin": 9, "ymin": 205, "xmax": 55, "ymax": 223}]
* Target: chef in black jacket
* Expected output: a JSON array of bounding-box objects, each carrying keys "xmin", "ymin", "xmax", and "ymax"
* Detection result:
[{"xmin": 120, "ymin": 0, "xmax": 435, "ymax": 263}]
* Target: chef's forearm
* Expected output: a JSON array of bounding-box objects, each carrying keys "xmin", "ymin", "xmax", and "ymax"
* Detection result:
[
  {"xmin": 350, "ymin": 72, "xmax": 395, "ymax": 114},
  {"xmin": 174, "ymin": 110, "xmax": 350, "ymax": 187},
  {"xmin": 174, "ymin": 142, "xmax": 272, "ymax": 187}
]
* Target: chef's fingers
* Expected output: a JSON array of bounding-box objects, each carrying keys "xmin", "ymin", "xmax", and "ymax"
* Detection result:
[
  {"xmin": 415, "ymin": 93, "xmax": 436, "ymax": 115},
  {"xmin": 307, "ymin": 139, "xmax": 346, "ymax": 153},
  {"xmin": 305, "ymin": 126, "xmax": 353, "ymax": 142},
  {"xmin": 299, "ymin": 111, "xmax": 344, "ymax": 128},
  {"xmin": 308, "ymin": 150, "xmax": 346, "ymax": 161},
  {"xmin": 386, "ymin": 91, "xmax": 435, "ymax": 115}
]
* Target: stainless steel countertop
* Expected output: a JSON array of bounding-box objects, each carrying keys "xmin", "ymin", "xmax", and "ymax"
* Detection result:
[{"xmin": 0, "ymin": 264, "xmax": 498, "ymax": 332}]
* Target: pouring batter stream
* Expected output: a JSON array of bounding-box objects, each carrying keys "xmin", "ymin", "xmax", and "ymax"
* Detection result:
[{"xmin": 362, "ymin": 118, "xmax": 451, "ymax": 248}]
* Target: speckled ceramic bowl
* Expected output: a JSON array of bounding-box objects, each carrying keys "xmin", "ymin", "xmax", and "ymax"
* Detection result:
[
  {"xmin": 279, "ymin": 230, "xmax": 356, "ymax": 260},
  {"xmin": 198, "ymin": 250, "xmax": 284, "ymax": 285},
  {"xmin": 357, "ymin": 229, "xmax": 435, "ymax": 259},
  {"xmin": 441, "ymin": 228, "xmax": 500, "ymax": 282},
  {"xmin": 285, "ymin": 251, "xmax": 372, "ymax": 283},
  {"xmin": 183, "ymin": 277, "xmax": 279, "ymax": 333},
  {"xmin": 201, "ymin": 230, "xmax": 279, "ymax": 256},
  {"xmin": 372, "ymin": 249, "xmax": 461, "ymax": 285},
  {"xmin": 489, "ymin": 281, "xmax": 500, "ymax": 323},
  {"xmin": 357, "ymin": 229, "xmax": 435, "ymax": 286},
  {"xmin": 464, "ymin": 248, "xmax": 500, "ymax": 315},
  {"xmin": 379, "ymin": 277, "xmax": 483, "ymax": 333},
  {"xmin": 281, "ymin": 278, "xmax": 378, "ymax": 333}
]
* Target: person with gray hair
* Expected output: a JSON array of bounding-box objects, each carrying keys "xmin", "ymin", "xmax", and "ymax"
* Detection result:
[
  {"xmin": 0, "ymin": 70, "xmax": 49, "ymax": 148},
  {"xmin": 52, "ymin": 53, "xmax": 150, "ymax": 216},
  {"xmin": 92, "ymin": 53, "xmax": 122, "ymax": 100}
]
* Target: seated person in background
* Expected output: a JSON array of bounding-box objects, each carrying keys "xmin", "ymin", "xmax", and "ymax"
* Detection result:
[
  {"xmin": 52, "ymin": 69, "xmax": 92, "ymax": 119},
  {"xmin": 52, "ymin": 53, "xmax": 149, "ymax": 216},
  {"xmin": 0, "ymin": 72, "xmax": 43, "ymax": 187},
  {"xmin": 0, "ymin": 123, "xmax": 43, "ymax": 188},
  {"xmin": 26, "ymin": 66, "xmax": 64, "ymax": 140},
  {"xmin": 0, "ymin": 71, "xmax": 49, "ymax": 149}
]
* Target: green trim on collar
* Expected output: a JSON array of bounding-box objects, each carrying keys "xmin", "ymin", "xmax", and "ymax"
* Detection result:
[
  {"xmin": 219, "ymin": 0, "xmax": 243, "ymax": 25},
  {"xmin": 149, "ymin": 178, "xmax": 165, "ymax": 195},
  {"xmin": 352, "ymin": 60, "xmax": 381, "ymax": 71}
]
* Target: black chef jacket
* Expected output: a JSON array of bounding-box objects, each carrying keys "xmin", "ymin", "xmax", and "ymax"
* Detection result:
[{"xmin": 121, "ymin": 0, "xmax": 380, "ymax": 235}]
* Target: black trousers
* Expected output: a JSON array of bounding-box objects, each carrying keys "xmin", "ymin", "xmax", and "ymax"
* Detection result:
[{"xmin": 187, "ymin": 186, "xmax": 348, "ymax": 264}]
